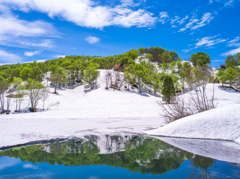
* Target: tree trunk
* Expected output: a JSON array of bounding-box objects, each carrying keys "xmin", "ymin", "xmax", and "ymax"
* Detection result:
[{"xmin": 16, "ymin": 99, "xmax": 18, "ymax": 111}]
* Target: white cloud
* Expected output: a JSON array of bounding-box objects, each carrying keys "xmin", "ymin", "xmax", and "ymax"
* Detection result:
[
  {"xmin": 54, "ymin": 55, "xmax": 66, "ymax": 58},
  {"xmin": 1, "ymin": 0, "xmax": 157, "ymax": 29},
  {"xmin": 170, "ymin": 16, "xmax": 179, "ymax": 24},
  {"xmin": 221, "ymin": 36, "xmax": 240, "ymax": 56},
  {"xmin": 195, "ymin": 36, "xmax": 226, "ymax": 47},
  {"xmin": 177, "ymin": 15, "xmax": 189, "ymax": 25},
  {"xmin": 159, "ymin": 11, "xmax": 169, "ymax": 24},
  {"xmin": 221, "ymin": 47, "xmax": 240, "ymax": 56},
  {"xmin": 23, "ymin": 164, "xmax": 38, "ymax": 169},
  {"xmin": 191, "ymin": 13, "xmax": 214, "ymax": 30},
  {"xmin": 85, "ymin": 36, "xmax": 100, "ymax": 44},
  {"xmin": 0, "ymin": 13, "xmax": 57, "ymax": 37},
  {"xmin": 183, "ymin": 35, "xmax": 226, "ymax": 53},
  {"xmin": 24, "ymin": 51, "xmax": 40, "ymax": 56},
  {"xmin": 20, "ymin": 40, "xmax": 54, "ymax": 48},
  {"xmin": 227, "ymin": 37, "xmax": 240, "ymax": 47},
  {"xmin": 120, "ymin": 0, "xmax": 135, "ymax": 6},
  {"xmin": 0, "ymin": 49, "xmax": 21, "ymax": 63},
  {"xmin": 179, "ymin": 13, "xmax": 214, "ymax": 32},
  {"xmin": 178, "ymin": 17, "xmax": 198, "ymax": 32},
  {"xmin": 224, "ymin": 0, "xmax": 234, "ymax": 6}
]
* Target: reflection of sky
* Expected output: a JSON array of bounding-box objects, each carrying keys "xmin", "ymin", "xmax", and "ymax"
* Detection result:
[
  {"xmin": 0, "ymin": 157, "xmax": 239, "ymax": 179},
  {"xmin": 0, "ymin": 157, "xmax": 20, "ymax": 171}
]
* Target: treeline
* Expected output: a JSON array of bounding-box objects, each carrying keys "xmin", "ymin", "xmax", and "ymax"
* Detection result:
[{"xmin": 216, "ymin": 53, "xmax": 240, "ymax": 88}]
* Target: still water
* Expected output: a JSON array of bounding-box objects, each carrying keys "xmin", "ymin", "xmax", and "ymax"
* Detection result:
[{"xmin": 0, "ymin": 135, "xmax": 239, "ymax": 179}]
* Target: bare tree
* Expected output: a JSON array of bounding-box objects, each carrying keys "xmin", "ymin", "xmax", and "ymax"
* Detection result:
[
  {"xmin": 159, "ymin": 67, "xmax": 216, "ymax": 123},
  {"xmin": 111, "ymin": 71, "xmax": 124, "ymax": 90},
  {"xmin": 104, "ymin": 70, "xmax": 112, "ymax": 89},
  {"xmin": 25, "ymin": 79, "xmax": 44, "ymax": 112},
  {"xmin": 47, "ymin": 101, "xmax": 60, "ymax": 110},
  {"xmin": 41, "ymin": 87, "xmax": 50, "ymax": 110},
  {"xmin": 6, "ymin": 97, "xmax": 11, "ymax": 114},
  {"xmin": 189, "ymin": 67, "xmax": 216, "ymax": 113},
  {"xmin": 190, "ymin": 83, "xmax": 216, "ymax": 113},
  {"xmin": 0, "ymin": 81, "xmax": 8, "ymax": 113},
  {"xmin": 158, "ymin": 96, "xmax": 193, "ymax": 123}
]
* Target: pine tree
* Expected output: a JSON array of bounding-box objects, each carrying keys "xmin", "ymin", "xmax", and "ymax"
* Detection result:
[{"xmin": 162, "ymin": 76, "xmax": 175, "ymax": 103}]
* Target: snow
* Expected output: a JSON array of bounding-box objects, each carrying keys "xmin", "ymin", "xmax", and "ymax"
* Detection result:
[
  {"xmin": 147, "ymin": 104, "xmax": 240, "ymax": 144},
  {"xmin": 1, "ymin": 70, "xmax": 240, "ymax": 150},
  {"xmin": 0, "ymin": 70, "xmax": 164, "ymax": 148}
]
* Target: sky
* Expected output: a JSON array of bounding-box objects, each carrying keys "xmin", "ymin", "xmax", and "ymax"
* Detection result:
[{"xmin": 0, "ymin": 0, "xmax": 239, "ymax": 67}]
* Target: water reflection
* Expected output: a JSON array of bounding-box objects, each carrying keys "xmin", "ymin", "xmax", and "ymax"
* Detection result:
[{"xmin": 0, "ymin": 135, "xmax": 239, "ymax": 178}]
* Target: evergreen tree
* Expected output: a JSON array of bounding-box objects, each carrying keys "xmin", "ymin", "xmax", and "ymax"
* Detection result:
[{"xmin": 162, "ymin": 76, "xmax": 175, "ymax": 103}]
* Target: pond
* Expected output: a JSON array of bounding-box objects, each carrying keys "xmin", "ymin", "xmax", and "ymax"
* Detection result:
[{"xmin": 0, "ymin": 134, "xmax": 239, "ymax": 179}]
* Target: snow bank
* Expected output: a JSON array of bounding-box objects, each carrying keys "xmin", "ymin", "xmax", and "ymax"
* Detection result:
[{"xmin": 147, "ymin": 104, "xmax": 240, "ymax": 144}]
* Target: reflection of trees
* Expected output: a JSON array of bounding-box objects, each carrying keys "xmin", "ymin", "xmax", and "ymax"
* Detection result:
[
  {"xmin": 84, "ymin": 137, "xmax": 100, "ymax": 163},
  {"xmin": 0, "ymin": 135, "xmax": 215, "ymax": 176},
  {"xmin": 188, "ymin": 156, "xmax": 216, "ymax": 179},
  {"xmin": 105, "ymin": 135, "xmax": 128, "ymax": 153}
]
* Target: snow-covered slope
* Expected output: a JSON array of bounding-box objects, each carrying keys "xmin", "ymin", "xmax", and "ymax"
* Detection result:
[
  {"xmin": 0, "ymin": 70, "xmax": 164, "ymax": 148},
  {"xmin": 1, "ymin": 70, "xmax": 161, "ymax": 119},
  {"xmin": 147, "ymin": 104, "xmax": 240, "ymax": 144},
  {"xmin": 1, "ymin": 70, "xmax": 240, "ymax": 148}
]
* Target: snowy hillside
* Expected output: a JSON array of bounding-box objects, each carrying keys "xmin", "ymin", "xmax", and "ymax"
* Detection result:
[
  {"xmin": 1, "ymin": 70, "xmax": 161, "ymax": 119},
  {"xmin": 1, "ymin": 69, "xmax": 240, "ymax": 148}
]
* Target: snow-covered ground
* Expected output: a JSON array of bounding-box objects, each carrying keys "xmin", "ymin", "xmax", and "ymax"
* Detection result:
[
  {"xmin": 147, "ymin": 85, "xmax": 240, "ymax": 144},
  {"xmin": 0, "ymin": 70, "xmax": 164, "ymax": 148},
  {"xmin": 148, "ymin": 104, "xmax": 240, "ymax": 144},
  {"xmin": 0, "ymin": 70, "xmax": 240, "ymax": 149}
]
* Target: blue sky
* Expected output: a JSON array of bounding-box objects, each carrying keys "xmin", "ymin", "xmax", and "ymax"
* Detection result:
[{"xmin": 0, "ymin": 0, "xmax": 239, "ymax": 67}]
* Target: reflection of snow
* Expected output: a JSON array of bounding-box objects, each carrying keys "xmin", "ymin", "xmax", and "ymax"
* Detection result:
[{"xmin": 156, "ymin": 137, "xmax": 240, "ymax": 164}]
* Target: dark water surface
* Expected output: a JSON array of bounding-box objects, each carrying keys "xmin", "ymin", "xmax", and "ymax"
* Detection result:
[{"xmin": 0, "ymin": 135, "xmax": 239, "ymax": 179}]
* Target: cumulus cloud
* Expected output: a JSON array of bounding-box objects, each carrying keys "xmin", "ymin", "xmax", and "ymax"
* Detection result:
[
  {"xmin": 24, "ymin": 51, "xmax": 40, "ymax": 56},
  {"xmin": 85, "ymin": 36, "xmax": 100, "ymax": 44},
  {"xmin": 1, "ymin": 0, "xmax": 157, "ymax": 29},
  {"xmin": 0, "ymin": 49, "xmax": 21, "ymax": 63},
  {"xmin": 20, "ymin": 40, "xmax": 54, "ymax": 48},
  {"xmin": 159, "ymin": 11, "xmax": 169, "ymax": 24},
  {"xmin": 0, "ymin": 13, "xmax": 57, "ymax": 37}
]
